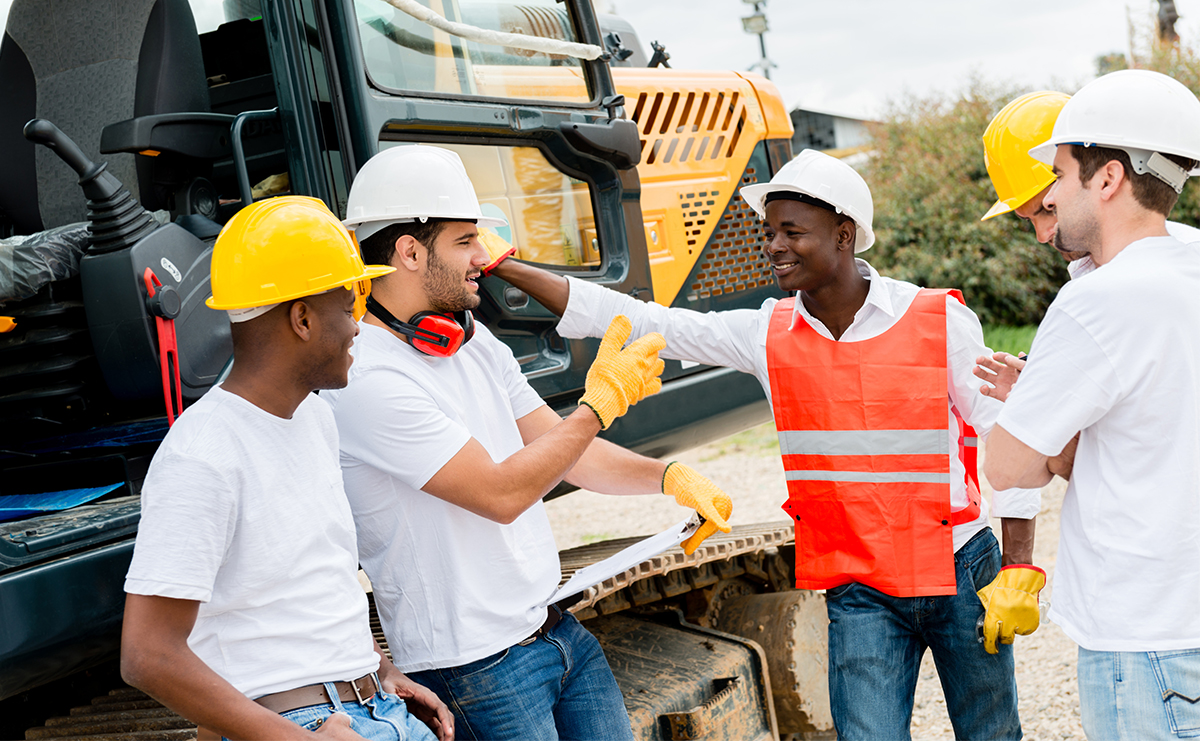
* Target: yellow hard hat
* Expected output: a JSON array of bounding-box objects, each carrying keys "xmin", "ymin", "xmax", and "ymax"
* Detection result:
[
  {"xmin": 981, "ymin": 91, "xmax": 1070, "ymax": 221},
  {"xmin": 207, "ymin": 196, "xmax": 395, "ymax": 310}
]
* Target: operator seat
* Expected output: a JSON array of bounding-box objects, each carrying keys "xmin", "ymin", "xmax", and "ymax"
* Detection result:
[{"xmin": 0, "ymin": 0, "xmax": 210, "ymax": 236}]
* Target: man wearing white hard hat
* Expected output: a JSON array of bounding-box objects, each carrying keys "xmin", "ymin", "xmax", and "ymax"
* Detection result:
[
  {"xmin": 985, "ymin": 69, "xmax": 1200, "ymax": 740},
  {"xmin": 494, "ymin": 148, "xmax": 1041, "ymax": 740},
  {"xmin": 323, "ymin": 145, "xmax": 736, "ymax": 741}
]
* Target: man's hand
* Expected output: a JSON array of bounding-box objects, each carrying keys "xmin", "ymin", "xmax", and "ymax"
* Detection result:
[
  {"xmin": 478, "ymin": 229, "xmax": 516, "ymax": 276},
  {"xmin": 663, "ymin": 462, "xmax": 733, "ymax": 555},
  {"xmin": 1048, "ymin": 432, "xmax": 1080, "ymax": 480},
  {"xmin": 578, "ymin": 315, "xmax": 666, "ymax": 429},
  {"xmin": 313, "ymin": 712, "xmax": 368, "ymax": 740},
  {"xmin": 974, "ymin": 352, "xmax": 1027, "ymax": 403},
  {"xmin": 976, "ymin": 565, "xmax": 1046, "ymax": 654},
  {"xmin": 382, "ymin": 672, "xmax": 454, "ymax": 741}
]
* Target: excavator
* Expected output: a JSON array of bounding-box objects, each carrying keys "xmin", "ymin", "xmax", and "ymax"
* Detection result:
[{"xmin": 0, "ymin": 0, "xmax": 833, "ymax": 738}]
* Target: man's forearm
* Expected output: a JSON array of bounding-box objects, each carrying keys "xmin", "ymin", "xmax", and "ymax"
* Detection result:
[
  {"xmin": 122, "ymin": 596, "xmax": 317, "ymax": 741},
  {"xmin": 1000, "ymin": 517, "xmax": 1036, "ymax": 566},
  {"xmin": 564, "ymin": 437, "xmax": 667, "ymax": 495},
  {"xmin": 491, "ymin": 260, "xmax": 569, "ymax": 316}
]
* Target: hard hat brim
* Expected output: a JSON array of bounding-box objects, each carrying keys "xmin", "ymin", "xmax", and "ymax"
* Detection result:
[
  {"xmin": 206, "ymin": 264, "xmax": 396, "ymax": 310},
  {"xmin": 739, "ymin": 182, "xmax": 876, "ymax": 253}
]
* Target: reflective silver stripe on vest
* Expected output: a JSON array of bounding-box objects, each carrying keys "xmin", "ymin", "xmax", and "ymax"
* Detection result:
[
  {"xmin": 963, "ymin": 437, "xmax": 978, "ymax": 448},
  {"xmin": 785, "ymin": 470, "xmax": 953, "ymax": 484},
  {"xmin": 777, "ymin": 429, "xmax": 947, "ymax": 457}
]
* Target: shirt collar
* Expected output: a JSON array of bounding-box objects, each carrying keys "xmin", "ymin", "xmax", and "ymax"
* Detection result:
[{"xmin": 789, "ymin": 258, "xmax": 894, "ymax": 331}]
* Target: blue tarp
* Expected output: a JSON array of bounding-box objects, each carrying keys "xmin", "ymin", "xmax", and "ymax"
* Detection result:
[{"xmin": 0, "ymin": 484, "xmax": 123, "ymax": 522}]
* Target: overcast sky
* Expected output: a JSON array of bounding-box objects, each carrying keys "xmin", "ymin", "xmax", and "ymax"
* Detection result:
[{"xmin": 1, "ymin": 0, "xmax": 1191, "ymax": 118}]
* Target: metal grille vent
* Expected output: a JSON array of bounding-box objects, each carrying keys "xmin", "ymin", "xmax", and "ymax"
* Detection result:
[
  {"xmin": 679, "ymin": 189, "xmax": 719, "ymax": 248},
  {"xmin": 630, "ymin": 89, "xmax": 748, "ymax": 166},
  {"xmin": 686, "ymin": 167, "xmax": 773, "ymax": 301}
]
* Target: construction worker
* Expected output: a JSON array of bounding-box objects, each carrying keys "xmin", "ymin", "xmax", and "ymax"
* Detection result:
[
  {"xmin": 985, "ymin": 69, "xmax": 1200, "ymax": 741},
  {"xmin": 491, "ymin": 149, "xmax": 1043, "ymax": 740},
  {"xmin": 974, "ymin": 91, "xmax": 1200, "ymax": 399},
  {"xmin": 120, "ymin": 197, "xmax": 453, "ymax": 741},
  {"xmin": 322, "ymin": 145, "xmax": 732, "ymax": 741}
]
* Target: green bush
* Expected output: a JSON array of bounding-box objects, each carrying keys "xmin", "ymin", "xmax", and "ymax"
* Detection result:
[
  {"xmin": 860, "ymin": 18, "xmax": 1200, "ymax": 326},
  {"xmin": 982, "ymin": 324, "xmax": 1037, "ymax": 357},
  {"xmin": 862, "ymin": 80, "xmax": 1069, "ymax": 326}
]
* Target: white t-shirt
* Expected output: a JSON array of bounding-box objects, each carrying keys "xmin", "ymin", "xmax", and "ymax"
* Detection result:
[
  {"xmin": 1067, "ymin": 220, "xmax": 1200, "ymax": 279},
  {"xmin": 558, "ymin": 260, "xmax": 1043, "ymax": 549},
  {"xmin": 124, "ymin": 387, "xmax": 379, "ymax": 698},
  {"xmin": 998, "ymin": 236, "xmax": 1200, "ymax": 651},
  {"xmin": 323, "ymin": 322, "xmax": 554, "ymax": 673}
]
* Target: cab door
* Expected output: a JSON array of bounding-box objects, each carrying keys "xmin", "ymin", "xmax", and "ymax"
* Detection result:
[{"xmin": 278, "ymin": 0, "xmax": 652, "ymax": 405}]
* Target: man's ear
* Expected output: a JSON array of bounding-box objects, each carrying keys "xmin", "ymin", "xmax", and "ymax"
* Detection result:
[
  {"xmin": 394, "ymin": 234, "xmax": 423, "ymax": 272},
  {"xmin": 289, "ymin": 299, "xmax": 313, "ymax": 341},
  {"xmin": 1097, "ymin": 159, "xmax": 1128, "ymax": 202},
  {"xmin": 837, "ymin": 218, "xmax": 857, "ymax": 252}
]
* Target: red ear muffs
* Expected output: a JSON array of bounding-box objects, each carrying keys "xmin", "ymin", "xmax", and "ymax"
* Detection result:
[
  {"xmin": 408, "ymin": 311, "xmax": 472, "ymax": 357},
  {"xmin": 366, "ymin": 297, "xmax": 474, "ymax": 358}
]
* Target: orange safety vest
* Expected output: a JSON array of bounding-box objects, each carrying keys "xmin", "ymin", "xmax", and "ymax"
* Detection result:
[{"xmin": 766, "ymin": 289, "xmax": 981, "ymax": 598}]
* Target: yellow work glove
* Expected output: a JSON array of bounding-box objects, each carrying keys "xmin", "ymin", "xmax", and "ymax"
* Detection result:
[
  {"xmin": 0, "ymin": 316, "xmax": 16, "ymax": 333},
  {"xmin": 663, "ymin": 462, "xmax": 733, "ymax": 555},
  {"xmin": 478, "ymin": 229, "xmax": 517, "ymax": 275},
  {"xmin": 578, "ymin": 315, "xmax": 666, "ymax": 429},
  {"xmin": 976, "ymin": 564, "xmax": 1046, "ymax": 655}
]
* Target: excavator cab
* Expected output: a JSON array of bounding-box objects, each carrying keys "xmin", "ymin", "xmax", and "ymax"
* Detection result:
[{"xmin": 0, "ymin": 0, "xmax": 810, "ymax": 730}]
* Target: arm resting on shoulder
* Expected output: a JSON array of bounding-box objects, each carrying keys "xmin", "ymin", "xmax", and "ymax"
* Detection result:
[
  {"xmin": 423, "ymin": 405, "xmax": 602, "ymax": 524},
  {"xmin": 121, "ymin": 595, "xmax": 325, "ymax": 741},
  {"xmin": 491, "ymin": 260, "xmax": 569, "ymax": 316}
]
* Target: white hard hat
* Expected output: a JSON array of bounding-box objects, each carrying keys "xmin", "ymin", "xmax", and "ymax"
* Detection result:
[
  {"xmin": 345, "ymin": 145, "xmax": 508, "ymax": 241},
  {"xmin": 1029, "ymin": 69, "xmax": 1200, "ymax": 194},
  {"xmin": 739, "ymin": 149, "xmax": 876, "ymax": 252}
]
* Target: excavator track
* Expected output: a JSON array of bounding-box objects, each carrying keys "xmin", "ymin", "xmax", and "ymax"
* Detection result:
[{"xmin": 22, "ymin": 523, "xmax": 795, "ymax": 739}]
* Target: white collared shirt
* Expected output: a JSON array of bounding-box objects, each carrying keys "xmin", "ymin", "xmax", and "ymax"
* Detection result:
[{"xmin": 559, "ymin": 259, "xmax": 1042, "ymax": 551}]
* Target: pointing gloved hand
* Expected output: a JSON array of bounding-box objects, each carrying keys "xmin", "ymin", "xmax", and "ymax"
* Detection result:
[
  {"xmin": 578, "ymin": 315, "xmax": 666, "ymax": 429},
  {"xmin": 478, "ymin": 229, "xmax": 517, "ymax": 275},
  {"xmin": 976, "ymin": 564, "xmax": 1046, "ymax": 654},
  {"xmin": 663, "ymin": 462, "xmax": 733, "ymax": 555}
]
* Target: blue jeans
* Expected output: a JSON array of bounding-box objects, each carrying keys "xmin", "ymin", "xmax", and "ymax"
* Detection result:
[
  {"xmin": 407, "ymin": 611, "xmax": 634, "ymax": 741},
  {"xmin": 1078, "ymin": 646, "xmax": 1200, "ymax": 740},
  {"xmin": 824, "ymin": 528, "xmax": 1021, "ymax": 741},
  {"xmin": 254, "ymin": 676, "xmax": 435, "ymax": 741}
]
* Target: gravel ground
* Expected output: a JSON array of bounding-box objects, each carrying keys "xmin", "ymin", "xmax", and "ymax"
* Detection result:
[{"xmin": 544, "ymin": 422, "xmax": 1084, "ymax": 740}]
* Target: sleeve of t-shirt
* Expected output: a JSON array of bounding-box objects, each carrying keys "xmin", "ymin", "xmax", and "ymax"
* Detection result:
[
  {"xmin": 124, "ymin": 454, "xmax": 237, "ymax": 603},
  {"xmin": 333, "ymin": 369, "xmax": 474, "ymax": 490},
  {"xmin": 997, "ymin": 302, "xmax": 1121, "ymax": 457}
]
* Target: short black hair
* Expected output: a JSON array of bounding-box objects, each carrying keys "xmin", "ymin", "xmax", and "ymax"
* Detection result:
[
  {"xmin": 359, "ymin": 219, "xmax": 452, "ymax": 266},
  {"xmin": 1069, "ymin": 144, "xmax": 1198, "ymax": 217}
]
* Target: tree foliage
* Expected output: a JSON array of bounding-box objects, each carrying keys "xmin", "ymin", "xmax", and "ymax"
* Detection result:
[
  {"xmin": 859, "ymin": 13, "xmax": 1200, "ymax": 326},
  {"xmin": 862, "ymin": 80, "xmax": 1067, "ymax": 326}
]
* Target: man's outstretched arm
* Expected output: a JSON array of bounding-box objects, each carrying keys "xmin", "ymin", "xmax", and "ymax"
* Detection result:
[
  {"xmin": 491, "ymin": 259, "xmax": 569, "ymax": 316},
  {"xmin": 121, "ymin": 595, "xmax": 362, "ymax": 741}
]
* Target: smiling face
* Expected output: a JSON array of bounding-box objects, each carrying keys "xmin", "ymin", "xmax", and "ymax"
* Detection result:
[
  {"xmin": 1044, "ymin": 147, "xmax": 1102, "ymax": 259},
  {"xmin": 420, "ymin": 221, "xmax": 488, "ymax": 313},
  {"xmin": 761, "ymin": 199, "xmax": 856, "ymax": 293},
  {"xmin": 301, "ymin": 287, "xmax": 361, "ymax": 390}
]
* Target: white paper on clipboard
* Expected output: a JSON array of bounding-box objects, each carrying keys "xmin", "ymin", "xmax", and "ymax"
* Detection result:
[{"xmin": 549, "ymin": 513, "xmax": 702, "ymax": 606}]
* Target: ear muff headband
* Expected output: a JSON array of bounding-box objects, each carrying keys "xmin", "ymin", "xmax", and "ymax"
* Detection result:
[{"xmin": 365, "ymin": 296, "xmax": 473, "ymax": 358}]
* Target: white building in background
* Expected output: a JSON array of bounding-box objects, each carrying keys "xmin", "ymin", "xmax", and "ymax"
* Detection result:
[{"xmin": 790, "ymin": 107, "xmax": 875, "ymax": 168}]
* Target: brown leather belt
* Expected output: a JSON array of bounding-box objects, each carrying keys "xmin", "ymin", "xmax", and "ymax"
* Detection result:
[
  {"xmin": 254, "ymin": 672, "xmax": 379, "ymax": 714},
  {"xmin": 517, "ymin": 604, "xmax": 563, "ymax": 646}
]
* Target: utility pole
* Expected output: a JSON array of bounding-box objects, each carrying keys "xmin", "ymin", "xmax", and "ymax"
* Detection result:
[{"xmin": 741, "ymin": 0, "xmax": 775, "ymax": 79}]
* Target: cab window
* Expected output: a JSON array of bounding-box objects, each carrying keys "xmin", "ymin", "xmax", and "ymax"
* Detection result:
[
  {"xmin": 355, "ymin": 0, "xmax": 590, "ymax": 103},
  {"xmin": 381, "ymin": 142, "xmax": 600, "ymax": 268}
]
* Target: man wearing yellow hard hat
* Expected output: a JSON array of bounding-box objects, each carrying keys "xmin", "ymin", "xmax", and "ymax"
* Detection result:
[{"xmin": 120, "ymin": 197, "xmax": 453, "ymax": 741}]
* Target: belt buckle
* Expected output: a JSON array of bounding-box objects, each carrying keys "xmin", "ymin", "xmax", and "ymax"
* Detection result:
[{"xmin": 351, "ymin": 674, "xmax": 370, "ymax": 705}]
